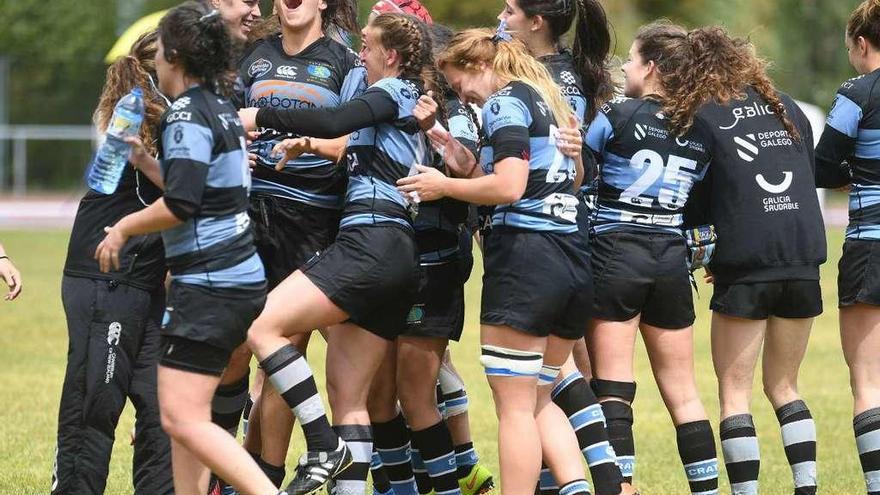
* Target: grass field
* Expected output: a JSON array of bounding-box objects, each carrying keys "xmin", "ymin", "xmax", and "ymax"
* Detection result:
[{"xmin": 0, "ymin": 228, "xmax": 867, "ymax": 494}]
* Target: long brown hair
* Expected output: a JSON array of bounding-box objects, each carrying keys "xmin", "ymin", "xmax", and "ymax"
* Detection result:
[
  {"xmin": 438, "ymin": 28, "xmax": 573, "ymax": 129},
  {"xmin": 848, "ymin": 0, "xmax": 880, "ymax": 47},
  {"xmin": 94, "ymin": 31, "xmax": 166, "ymax": 155},
  {"xmin": 634, "ymin": 22, "xmax": 799, "ymax": 140}
]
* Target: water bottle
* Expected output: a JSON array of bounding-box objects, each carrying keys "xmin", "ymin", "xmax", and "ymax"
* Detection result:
[{"xmin": 87, "ymin": 87, "xmax": 145, "ymax": 194}]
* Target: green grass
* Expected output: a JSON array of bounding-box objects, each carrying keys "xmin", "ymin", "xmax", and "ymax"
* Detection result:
[{"xmin": 0, "ymin": 228, "xmax": 866, "ymax": 493}]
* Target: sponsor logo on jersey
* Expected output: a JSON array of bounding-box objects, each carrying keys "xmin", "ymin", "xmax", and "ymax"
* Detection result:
[
  {"xmin": 399, "ymin": 86, "xmax": 413, "ymax": 100},
  {"xmin": 173, "ymin": 127, "xmax": 184, "ymax": 144},
  {"xmin": 166, "ymin": 110, "xmax": 192, "ymax": 123},
  {"xmin": 308, "ymin": 64, "xmax": 332, "ymax": 79},
  {"xmin": 276, "ymin": 65, "xmax": 298, "ymax": 79},
  {"xmin": 733, "ymin": 133, "xmax": 796, "ymax": 198},
  {"xmin": 170, "ymin": 96, "xmax": 191, "ymax": 111},
  {"xmin": 560, "ymin": 70, "xmax": 577, "ymax": 85},
  {"xmin": 248, "ymin": 58, "xmax": 273, "ymax": 78},
  {"xmin": 634, "ymin": 123, "xmax": 647, "ymax": 141},
  {"xmin": 490, "ymin": 101, "xmax": 501, "ymax": 115},
  {"xmin": 719, "ymin": 101, "xmax": 775, "ymax": 130},
  {"xmin": 536, "ymin": 101, "xmax": 549, "ymax": 116}
]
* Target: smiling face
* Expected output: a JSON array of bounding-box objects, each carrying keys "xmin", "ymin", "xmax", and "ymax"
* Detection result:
[
  {"xmin": 275, "ymin": 0, "xmax": 325, "ymax": 33},
  {"xmin": 622, "ymin": 41, "xmax": 654, "ymax": 98},
  {"xmin": 214, "ymin": 0, "xmax": 262, "ymax": 41},
  {"xmin": 359, "ymin": 26, "xmax": 392, "ymax": 85},
  {"xmin": 441, "ymin": 65, "xmax": 498, "ymax": 106}
]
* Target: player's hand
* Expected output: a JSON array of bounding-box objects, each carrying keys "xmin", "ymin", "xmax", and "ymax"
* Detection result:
[
  {"xmin": 427, "ymin": 127, "xmax": 478, "ymax": 178},
  {"xmin": 557, "ymin": 116, "xmax": 582, "ymax": 160},
  {"xmin": 124, "ymin": 136, "xmax": 155, "ymax": 170},
  {"xmin": 95, "ymin": 225, "xmax": 130, "ymax": 273},
  {"xmin": 413, "ymin": 91, "xmax": 439, "ymax": 132},
  {"xmin": 238, "ymin": 107, "xmax": 260, "ymax": 132},
  {"xmin": 272, "ymin": 137, "xmax": 312, "ymax": 171},
  {"xmin": 397, "ymin": 165, "xmax": 448, "ymax": 202},
  {"xmin": 703, "ymin": 267, "xmax": 714, "ymax": 284},
  {"xmin": 0, "ymin": 257, "xmax": 22, "ymax": 301}
]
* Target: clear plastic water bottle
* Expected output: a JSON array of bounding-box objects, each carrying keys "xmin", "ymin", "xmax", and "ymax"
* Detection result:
[{"xmin": 87, "ymin": 87, "xmax": 145, "ymax": 194}]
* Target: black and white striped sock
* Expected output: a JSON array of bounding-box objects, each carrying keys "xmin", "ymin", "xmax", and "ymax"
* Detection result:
[
  {"xmin": 720, "ymin": 414, "xmax": 759, "ymax": 495},
  {"xmin": 854, "ymin": 407, "xmax": 880, "ymax": 495},
  {"xmin": 331, "ymin": 424, "xmax": 372, "ymax": 495},
  {"xmin": 261, "ymin": 344, "xmax": 338, "ymax": 451},
  {"xmin": 776, "ymin": 400, "xmax": 817, "ymax": 494}
]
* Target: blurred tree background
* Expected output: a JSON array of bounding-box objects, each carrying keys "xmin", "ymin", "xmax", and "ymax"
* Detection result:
[{"xmin": 0, "ymin": 0, "xmax": 863, "ymax": 191}]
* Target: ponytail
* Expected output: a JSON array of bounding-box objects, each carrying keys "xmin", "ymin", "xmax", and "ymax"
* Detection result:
[{"xmin": 572, "ymin": 0, "xmax": 613, "ymax": 122}]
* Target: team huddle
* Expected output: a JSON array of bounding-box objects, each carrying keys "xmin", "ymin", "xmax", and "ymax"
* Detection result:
[{"xmin": 47, "ymin": 0, "xmax": 880, "ymax": 494}]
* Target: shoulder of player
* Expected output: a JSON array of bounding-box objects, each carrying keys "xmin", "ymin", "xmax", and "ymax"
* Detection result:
[
  {"xmin": 370, "ymin": 77, "xmax": 419, "ymax": 103},
  {"xmin": 162, "ymin": 89, "xmax": 215, "ymax": 129},
  {"xmin": 836, "ymin": 71, "xmax": 880, "ymax": 106}
]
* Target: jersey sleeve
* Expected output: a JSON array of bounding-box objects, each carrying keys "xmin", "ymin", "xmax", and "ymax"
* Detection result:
[
  {"xmin": 585, "ymin": 105, "xmax": 615, "ymax": 157},
  {"xmin": 339, "ymin": 56, "xmax": 367, "ymax": 103},
  {"xmin": 255, "ymin": 85, "xmax": 398, "ymax": 137},
  {"xmin": 483, "ymin": 94, "xmax": 531, "ymax": 162},
  {"xmin": 161, "ymin": 106, "xmax": 213, "ymax": 220},
  {"xmin": 447, "ymin": 101, "xmax": 480, "ymax": 157},
  {"xmin": 815, "ymin": 86, "xmax": 861, "ymax": 188}
]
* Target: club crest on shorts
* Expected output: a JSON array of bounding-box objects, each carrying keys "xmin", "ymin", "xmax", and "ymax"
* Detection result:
[{"xmin": 407, "ymin": 304, "xmax": 425, "ymax": 325}]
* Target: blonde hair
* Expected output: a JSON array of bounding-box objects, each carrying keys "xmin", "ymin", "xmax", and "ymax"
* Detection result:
[{"xmin": 438, "ymin": 28, "xmax": 573, "ymax": 128}]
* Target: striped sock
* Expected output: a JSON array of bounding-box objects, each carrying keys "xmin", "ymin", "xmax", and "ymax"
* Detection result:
[
  {"xmin": 776, "ymin": 400, "xmax": 817, "ymax": 494},
  {"xmin": 331, "ymin": 424, "xmax": 372, "ymax": 495},
  {"xmin": 411, "ymin": 447, "xmax": 433, "ymax": 494},
  {"xmin": 411, "ymin": 421, "xmax": 461, "ymax": 495},
  {"xmin": 538, "ymin": 463, "xmax": 559, "ymax": 495},
  {"xmin": 211, "ymin": 374, "xmax": 248, "ymax": 437},
  {"xmin": 261, "ymin": 344, "xmax": 338, "ymax": 451},
  {"xmin": 373, "ymin": 414, "xmax": 418, "ymax": 495},
  {"xmin": 454, "ymin": 442, "xmax": 479, "ymax": 479},
  {"xmin": 854, "ymin": 407, "xmax": 880, "ymax": 495},
  {"xmin": 370, "ymin": 450, "xmax": 394, "ymax": 494},
  {"xmin": 552, "ymin": 372, "xmax": 623, "ymax": 495},
  {"xmin": 559, "ymin": 479, "xmax": 592, "ymax": 495},
  {"xmin": 676, "ymin": 420, "xmax": 719, "ymax": 495},
  {"xmin": 720, "ymin": 414, "xmax": 759, "ymax": 495}
]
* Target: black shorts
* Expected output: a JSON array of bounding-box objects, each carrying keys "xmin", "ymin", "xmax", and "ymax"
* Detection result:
[
  {"xmin": 249, "ymin": 194, "xmax": 340, "ymax": 290},
  {"xmin": 303, "ymin": 225, "xmax": 419, "ymax": 340},
  {"xmin": 160, "ymin": 282, "xmax": 267, "ymax": 376},
  {"xmin": 481, "ymin": 229, "xmax": 592, "ymax": 339},
  {"xmin": 402, "ymin": 259, "xmax": 469, "ymax": 341},
  {"xmin": 711, "ymin": 280, "xmax": 822, "ymax": 319},
  {"xmin": 839, "ymin": 238, "xmax": 880, "ymax": 307},
  {"xmin": 591, "ymin": 230, "xmax": 694, "ymax": 329}
]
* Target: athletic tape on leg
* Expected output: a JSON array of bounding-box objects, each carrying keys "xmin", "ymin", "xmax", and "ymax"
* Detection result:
[
  {"xmin": 538, "ymin": 364, "xmax": 562, "ymax": 386},
  {"xmin": 479, "ymin": 345, "xmax": 542, "ymax": 378}
]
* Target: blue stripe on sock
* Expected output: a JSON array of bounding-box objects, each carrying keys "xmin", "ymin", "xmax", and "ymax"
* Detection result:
[
  {"xmin": 377, "ymin": 445, "xmax": 412, "ymax": 466},
  {"xmin": 684, "ymin": 458, "xmax": 719, "ymax": 482},
  {"xmin": 552, "ymin": 371, "xmax": 584, "ymax": 399},
  {"xmin": 570, "ymin": 404, "xmax": 605, "ymax": 430},
  {"xmin": 455, "ymin": 449, "xmax": 478, "ymax": 468},
  {"xmin": 559, "ymin": 480, "xmax": 591, "ymax": 495},
  {"xmin": 424, "ymin": 452, "xmax": 458, "ymax": 477},
  {"xmin": 539, "ymin": 468, "xmax": 558, "ymax": 490},
  {"xmin": 484, "ymin": 367, "xmax": 538, "ymax": 378},
  {"xmin": 583, "ymin": 441, "xmax": 616, "ymax": 467},
  {"xmin": 617, "ymin": 455, "xmax": 635, "ymax": 478}
]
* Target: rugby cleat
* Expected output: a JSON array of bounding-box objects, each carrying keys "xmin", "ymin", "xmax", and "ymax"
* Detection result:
[
  {"xmin": 458, "ymin": 464, "xmax": 495, "ymax": 495},
  {"xmin": 284, "ymin": 442, "xmax": 352, "ymax": 495}
]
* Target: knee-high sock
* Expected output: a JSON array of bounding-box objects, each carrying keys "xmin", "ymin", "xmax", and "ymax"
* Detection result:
[
  {"xmin": 776, "ymin": 400, "xmax": 817, "ymax": 495},
  {"xmin": 370, "ymin": 449, "xmax": 394, "ymax": 495},
  {"xmin": 373, "ymin": 414, "xmax": 418, "ymax": 495},
  {"xmin": 332, "ymin": 424, "xmax": 372, "ymax": 495},
  {"xmin": 411, "ymin": 421, "xmax": 462, "ymax": 495},
  {"xmin": 600, "ymin": 401, "xmax": 634, "ymax": 483},
  {"xmin": 552, "ymin": 372, "xmax": 623, "ymax": 495},
  {"xmin": 261, "ymin": 344, "xmax": 338, "ymax": 451},
  {"xmin": 720, "ymin": 414, "xmax": 759, "ymax": 495},
  {"xmin": 211, "ymin": 375, "xmax": 248, "ymax": 437},
  {"xmin": 676, "ymin": 420, "xmax": 718, "ymax": 495},
  {"xmin": 854, "ymin": 408, "xmax": 880, "ymax": 495}
]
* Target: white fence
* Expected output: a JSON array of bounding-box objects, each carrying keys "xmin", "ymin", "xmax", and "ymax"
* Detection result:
[{"xmin": 0, "ymin": 125, "xmax": 95, "ymax": 196}]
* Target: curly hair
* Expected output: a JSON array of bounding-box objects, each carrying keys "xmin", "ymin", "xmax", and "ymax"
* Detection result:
[
  {"xmin": 94, "ymin": 31, "xmax": 166, "ymax": 155},
  {"xmin": 848, "ymin": 0, "xmax": 880, "ymax": 47},
  {"xmin": 438, "ymin": 28, "xmax": 574, "ymax": 130},
  {"xmin": 515, "ymin": 0, "xmax": 614, "ymax": 122},
  {"xmin": 158, "ymin": 1, "xmax": 236, "ymax": 97},
  {"xmin": 635, "ymin": 22, "xmax": 799, "ymax": 140}
]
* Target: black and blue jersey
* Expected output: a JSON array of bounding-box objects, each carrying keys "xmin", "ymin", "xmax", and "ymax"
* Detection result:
[
  {"xmin": 255, "ymin": 76, "xmax": 430, "ymax": 232},
  {"xmin": 414, "ymin": 98, "xmax": 480, "ymax": 264},
  {"xmin": 239, "ymin": 36, "xmax": 366, "ymax": 209},
  {"xmin": 159, "ymin": 86, "xmax": 264, "ymax": 288},
  {"xmin": 586, "ymin": 96, "xmax": 712, "ymax": 234},
  {"xmin": 816, "ymin": 68, "xmax": 880, "ymax": 240},
  {"xmin": 479, "ymin": 81, "xmax": 579, "ymax": 233}
]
